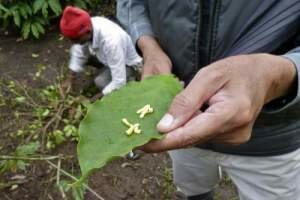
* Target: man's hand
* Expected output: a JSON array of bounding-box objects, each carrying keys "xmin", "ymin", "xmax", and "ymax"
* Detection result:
[
  {"xmin": 138, "ymin": 36, "xmax": 172, "ymax": 79},
  {"xmin": 62, "ymin": 71, "xmax": 77, "ymax": 93},
  {"xmin": 90, "ymin": 92, "xmax": 104, "ymax": 102},
  {"xmin": 140, "ymin": 54, "xmax": 297, "ymax": 152}
]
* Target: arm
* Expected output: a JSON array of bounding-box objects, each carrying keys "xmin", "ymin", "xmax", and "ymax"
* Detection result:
[
  {"xmin": 117, "ymin": 0, "xmax": 154, "ymax": 44},
  {"xmin": 69, "ymin": 44, "xmax": 90, "ymax": 73},
  {"xmin": 117, "ymin": 0, "xmax": 172, "ymax": 78},
  {"xmin": 261, "ymin": 46, "xmax": 300, "ymax": 112},
  {"xmin": 269, "ymin": 47, "xmax": 300, "ymax": 110},
  {"xmin": 63, "ymin": 44, "xmax": 90, "ymax": 90},
  {"xmin": 101, "ymin": 44, "xmax": 127, "ymax": 95},
  {"xmin": 140, "ymin": 54, "xmax": 297, "ymax": 152}
]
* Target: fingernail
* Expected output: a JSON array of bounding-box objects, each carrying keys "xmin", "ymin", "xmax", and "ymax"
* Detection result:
[{"xmin": 158, "ymin": 114, "xmax": 174, "ymax": 130}]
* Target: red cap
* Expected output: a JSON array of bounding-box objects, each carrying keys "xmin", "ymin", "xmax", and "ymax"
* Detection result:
[{"xmin": 60, "ymin": 6, "xmax": 92, "ymax": 39}]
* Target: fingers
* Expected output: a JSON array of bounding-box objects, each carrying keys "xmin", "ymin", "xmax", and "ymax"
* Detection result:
[
  {"xmin": 144, "ymin": 93, "xmax": 256, "ymax": 153},
  {"xmin": 211, "ymin": 122, "xmax": 254, "ymax": 146},
  {"xmin": 143, "ymin": 101, "xmax": 235, "ymax": 152},
  {"xmin": 157, "ymin": 67, "xmax": 228, "ymax": 133}
]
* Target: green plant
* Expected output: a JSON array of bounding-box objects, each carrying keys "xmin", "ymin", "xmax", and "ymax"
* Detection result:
[
  {"xmin": 162, "ymin": 167, "xmax": 176, "ymax": 199},
  {"xmin": 0, "ymin": 63, "xmax": 90, "ymax": 152},
  {"xmin": 0, "ymin": 142, "xmax": 39, "ymax": 173},
  {"xmin": 0, "ymin": 0, "xmax": 99, "ymax": 39}
]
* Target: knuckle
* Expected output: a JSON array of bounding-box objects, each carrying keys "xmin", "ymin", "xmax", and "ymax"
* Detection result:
[
  {"xmin": 173, "ymin": 92, "xmax": 197, "ymax": 111},
  {"xmin": 237, "ymin": 133, "xmax": 251, "ymax": 145},
  {"xmin": 200, "ymin": 66, "xmax": 224, "ymax": 83},
  {"xmin": 225, "ymin": 55, "xmax": 252, "ymax": 67},
  {"xmin": 180, "ymin": 132, "xmax": 197, "ymax": 148},
  {"xmin": 228, "ymin": 130, "xmax": 251, "ymax": 146},
  {"xmin": 238, "ymin": 109, "xmax": 253, "ymax": 125},
  {"xmin": 233, "ymin": 98, "xmax": 254, "ymax": 126}
]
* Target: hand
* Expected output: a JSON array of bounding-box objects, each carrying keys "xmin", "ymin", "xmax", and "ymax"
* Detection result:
[
  {"xmin": 62, "ymin": 71, "xmax": 77, "ymax": 92},
  {"xmin": 138, "ymin": 36, "xmax": 172, "ymax": 79},
  {"xmin": 90, "ymin": 92, "xmax": 104, "ymax": 102},
  {"xmin": 140, "ymin": 54, "xmax": 296, "ymax": 152}
]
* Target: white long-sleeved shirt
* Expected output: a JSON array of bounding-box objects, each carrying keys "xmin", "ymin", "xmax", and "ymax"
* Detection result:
[{"xmin": 69, "ymin": 17, "xmax": 142, "ymax": 95}]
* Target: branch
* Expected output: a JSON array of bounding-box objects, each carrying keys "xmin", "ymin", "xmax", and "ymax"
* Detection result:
[
  {"xmin": 0, "ymin": 155, "xmax": 62, "ymax": 161},
  {"xmin": 47, "ymin": 161, "xmax": 105, "ymax": 200}
]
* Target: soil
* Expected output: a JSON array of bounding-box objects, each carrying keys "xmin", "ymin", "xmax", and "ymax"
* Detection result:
[{"xmin": 0, "ymin": 29, "xmax": 238, "ymax": 200}]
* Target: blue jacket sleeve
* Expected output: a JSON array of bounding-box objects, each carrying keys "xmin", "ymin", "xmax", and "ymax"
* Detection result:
[
  {"xmin": 264, "ymin": 47, "xmax": 300, "ymax": 113},
  {"xmin": 116, "ymin": 0, "xmax": 155, "ymax": 44},
  {"xmin": 281, "ymin": 48, "xmax": 300, "ymax": 106}
]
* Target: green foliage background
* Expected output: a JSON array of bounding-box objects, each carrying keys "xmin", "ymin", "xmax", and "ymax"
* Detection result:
[{"xmin": 0, "ymin": 0, "xmax": 115, "ymax": 39}]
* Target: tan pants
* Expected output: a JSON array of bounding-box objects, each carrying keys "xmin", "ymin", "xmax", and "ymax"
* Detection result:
[{"xmin": 169, "ymin": 147, "xmax": 300, "ymax": 200}]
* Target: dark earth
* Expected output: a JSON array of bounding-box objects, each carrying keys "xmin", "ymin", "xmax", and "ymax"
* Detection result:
[{"xmin": 0, "ymin": 22, "xmax": 238, "ymax": 200}]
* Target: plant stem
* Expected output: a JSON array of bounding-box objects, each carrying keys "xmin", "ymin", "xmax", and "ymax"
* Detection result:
[
  {"xmin": 46, "ymin": 161, "xmax": 105, "ymax": 200},
  {"xmin": 56, "ymin": 158, "xmax": 67, "ymax": 199},
  {"xmin": 0, "ymin": 155, "xmax": 61, "ymax": 161}
]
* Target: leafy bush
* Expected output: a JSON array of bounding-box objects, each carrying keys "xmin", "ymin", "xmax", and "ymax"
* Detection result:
[{"xmin": 0, "ymin": 0, "xmax": 106, "ymax": 39}]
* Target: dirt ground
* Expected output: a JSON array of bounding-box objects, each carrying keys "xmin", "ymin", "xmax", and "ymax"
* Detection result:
[{"xmin": 0, "ymin": 29, "xmax": 238, "ymax": 200}]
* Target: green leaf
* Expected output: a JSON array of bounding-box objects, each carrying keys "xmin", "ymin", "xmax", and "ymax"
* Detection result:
[
  {"xmin": 33, "ymin": 0, "xmax": 46, "ymax": 13},
  {"xmin": 0, "ymin": 4, "xmax": 9, "ymax": 13},
  {"xmin": 74, "ymin": 0, "xmax": 87, "ymax": 9},
  {"xmin": 23, "ymin": 4, "xmax": 32, "ymax": 15},
  {"xmin": 41, "ymin": 3, "xmax": 48, "ymax": 18},
  {"xmin": 19, "ymin": 6, "xmax": 28, "ymax": 19},
  {"xmin": 53, "ymin": 130, "xmax": 66, "ymax": 145},
  {"xmin": 34, "ymin": 22, "xmax": 45, "ymax": 34},
  {"xmin": 31, "ymin": 23, "xmax": 40, "ymax": 38},
  {"xmin": 15, "ymin": 96, "xmax": 26, "ymax": 103},
  {"xmin": 48, "ymin": 0, "xmax": 62, "ymax": 16},
  {"xmin": 59, "ymin": 180, "xmax": 86, "ymax": 200},
  {"xmin": 77, "ymin": 75, "xmax": 182, "ymax": 181},
  {"xmin": 0, "ymin": 160, "xmax": 17, "ymax": 173},
  {"xmin": 15, "ymin": 142, "xmax": 39, "ymax": 156},
  {"xmin": 74, "ymin": 104, "xmax": 83, "ymax": 120},
  {"xmin": 35, "ymin": 16, "xmax": 47, "ymax": 25},
  {"xmin": 41, "ymin": 108, "xmax": 50, "ymax": 117},
  {"xmin": 16, "ymin": 160, "xmax": 27, "ymax": 171},
  {"xmin": 31, "ymin": 53, "xmax": 39, "ymax": 58},
  {"xmin": 21, "ymin": 21, "xmax": 31, "ymax": 39},
  {"xmin": 12, "ymin": 10, "xmax": 21, "ymax": 27}
]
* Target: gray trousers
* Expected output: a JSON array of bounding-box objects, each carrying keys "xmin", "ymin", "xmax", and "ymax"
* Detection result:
[
  {"xmin": 93, "ymin": 66, "xmax": 139, "ymax": 90},
  {"xmin": 169, "ymin": 147, "xmax": 300, "ymax": 200},
  {"xmin": 87, "ymin": 56, "xmax": 142, "ymax": 90}
]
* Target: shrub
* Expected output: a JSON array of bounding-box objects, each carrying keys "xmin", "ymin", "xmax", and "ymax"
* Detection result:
[{"xmin": 0, "ymin": 0, "xmax": 107, "ymax": 39}]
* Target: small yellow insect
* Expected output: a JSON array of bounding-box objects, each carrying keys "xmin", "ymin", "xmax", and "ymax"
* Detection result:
[
  {"xmin": 136, "ymin": 104, "xmax": 154, "ymax": 118},
  {"xmin": 122, "ymin": 118, "xmax": 142, "ymax": 136}
]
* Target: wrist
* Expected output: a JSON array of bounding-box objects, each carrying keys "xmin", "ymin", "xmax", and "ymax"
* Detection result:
[
  {"xmin": 262, "ymin": 54, "xmax": 297, "ymax": 103},
  {"xmin": 137, "ymin": 36, "xmax": 163, "ymax": 57}
]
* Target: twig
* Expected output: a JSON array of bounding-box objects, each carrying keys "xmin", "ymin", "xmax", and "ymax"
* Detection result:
[
  {"xmin": 4, "ymin": 194, "xmax": 13, "ymax": 200},
  {"xmin": 47, "ymin": 194, "xmax": 54, "ymax": 200},
  {"xmin": 56, "ymin": 159, "xmax": 61, "ymax": 185},
  {"xmin": 1, "ymin": 112, "xmax": 35, "ymax": 117},
  {"xmin": 56, "ymin": 158, "xmax": 67, "ymax": 199},
  {"xmin": 46, "ymin": 161, "xmax": 105, "ymax": 200},
  {"xmin": 41, "ymin": 104, "xmax": 64, "ymax": 151},
  {"xmin": 0, "ymin": 155, "xmax": 62, "ymax": 161},
  {"xmin": 53, "ymin": 106, "xmax": 66, "ymax": 132}
]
